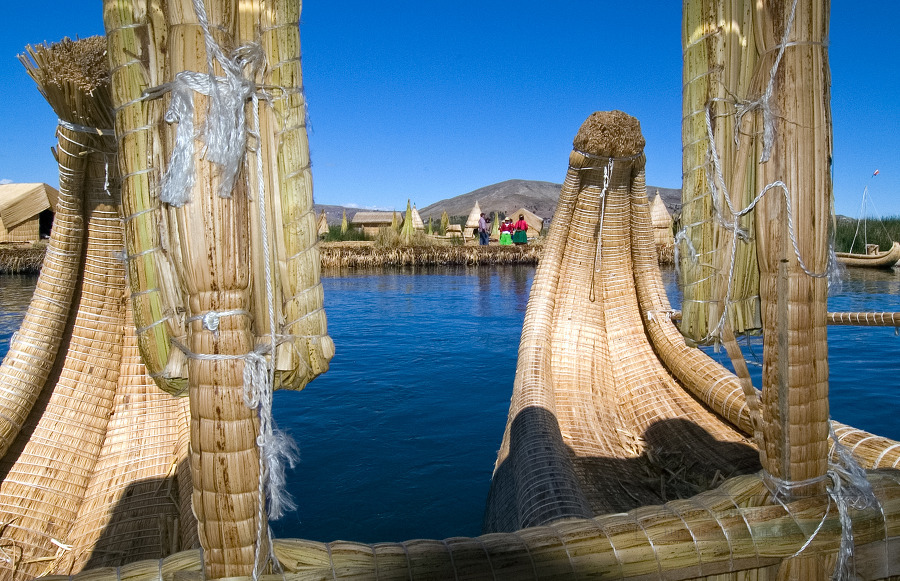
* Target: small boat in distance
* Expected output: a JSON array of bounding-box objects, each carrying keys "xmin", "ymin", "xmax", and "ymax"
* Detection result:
[{"xmin": 836, "ymin": 240, "xmax": 900, "ymax": 268}]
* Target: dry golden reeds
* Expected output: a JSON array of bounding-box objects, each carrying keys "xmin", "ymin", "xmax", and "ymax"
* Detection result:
[
  {"xmin": 36, "ymin": 470, "xmax": 900, "ymax": 580},
  {"xmin": 0, "ymin": 36, "xmax": 195, "ymax": 581},
  {"xmin": 318, "ymin": 243, "xmax": 542, "ymax": 268},
  {"xmin": 104, "ymin": 0, "xmax": 332, "ymax": 576},
  {"xmin": 680, "ymin": 0, "xmax": 762, "ymax": 343}
]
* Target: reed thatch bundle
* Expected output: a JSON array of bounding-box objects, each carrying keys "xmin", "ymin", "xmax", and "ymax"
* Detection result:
[
  {"xmin": 680, "ymin": 0, "xmax": 762, "ymax": 343},
  {"xmin": 0, "ymin": 39, "xmax": 105, "ymax": 459},
  {"xmin": 340, "ymin": 210, "xmax": 348, "ymax": 234},
  {"xmin": 32, "ymin": 469, "xmax": 900, "ymax": 580},
  {"xmin": 483, "ymin": 111, "xmax": 761, "ymax": 532},
  {"xmin": 104, "ymin": 0, "xmax": 332, "ymax": 575},
  {"xmin": 440, "ymin": 211, "xmax": 449, "ymax": 235},
  {"xmin": 400, "ymin": 200, "xmax": 416, "ymax": 244},
  {"xmin": 752, "ymin": 0, "xmax": 832, "ymax": 500}
]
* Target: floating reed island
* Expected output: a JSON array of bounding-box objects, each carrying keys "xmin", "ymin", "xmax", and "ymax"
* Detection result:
[
  {"xmin": 2, "ymin": 239, "xmax": 677, "ymax": 272},
  {"xmin": 2, "ymin": 0, "xmax": 900, "ymax": 580}
]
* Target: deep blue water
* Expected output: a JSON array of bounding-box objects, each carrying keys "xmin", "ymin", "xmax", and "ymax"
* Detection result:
[{"xmin": 0, "ymin": 265, "xmax": 898, "ymax": 545}]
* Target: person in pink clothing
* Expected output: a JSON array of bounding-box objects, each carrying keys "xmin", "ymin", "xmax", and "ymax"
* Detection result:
[{"xmin": 512, "ymin": 214, "xmax": 528, "ymax": 245}]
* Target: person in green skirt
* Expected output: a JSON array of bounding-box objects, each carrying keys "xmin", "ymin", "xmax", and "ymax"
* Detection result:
[
  {"xmin": 499, "ymin": 217, "xmax": 513, "ymax": 245},
  {"xmin": 512, "ymin": 214, "xmax": 528, "ymax": 245}
]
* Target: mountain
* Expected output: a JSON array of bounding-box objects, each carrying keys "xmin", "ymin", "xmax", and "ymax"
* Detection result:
[
  {"xmin": 314, "ymin": 179, "xmax": 683, "ymax": 225},
  {"xmin": 418, "ymin": 179, "xmax": 563, "ymax": 221},
  {"xmin": 417, "ymin": 179, "xmax": 683, "ymax": 223}
]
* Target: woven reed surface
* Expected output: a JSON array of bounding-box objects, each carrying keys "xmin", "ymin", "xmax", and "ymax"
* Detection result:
[
  {"xmin": 484, "ymin": 112, "xmax": 760, "ymax": 533},
  {"xmin": 34, "ymin": 470, "xmax": 900, "ymax": 580},
  {"xmin": 0, "ymin": 219, "xmax": 40, "ymax": 244},
  {"xmin": 0, "ymin": 39, "xmax": 109, "ymax": 459},
  {"xmin": 49, "ymin": 297, "xmax": 194, "ymax": 575},
  {"xmin": 103, "ymin": 0, "xmax": 336, "ymax": 574},
  {"xmin": 0, "ymin": 159, "xmax": 125, "ymax": 581}
]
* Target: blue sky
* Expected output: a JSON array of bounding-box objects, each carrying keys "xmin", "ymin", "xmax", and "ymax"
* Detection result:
[{"xmin": 1, "ymin": 1, "xmax": 897, "ymax": 218}]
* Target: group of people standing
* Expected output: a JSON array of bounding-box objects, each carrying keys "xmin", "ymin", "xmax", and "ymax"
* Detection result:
[{"xmin": 478, "ymin": 213, "xmax": 529, "ymax": 246}]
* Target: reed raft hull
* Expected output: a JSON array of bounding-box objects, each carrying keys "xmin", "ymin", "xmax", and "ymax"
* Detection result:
[{"xmin": 836, "ymin": 241, "xmax": 900, "ymax": 269}]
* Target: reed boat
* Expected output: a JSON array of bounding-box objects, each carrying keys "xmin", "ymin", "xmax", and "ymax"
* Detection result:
[
  {"xmin": 0, "ymin": 0, "xmax": 898, "ymax": 580},
  {"xmin": 835, "ymin": 242, "xmax": 900, "ymax": 269}
]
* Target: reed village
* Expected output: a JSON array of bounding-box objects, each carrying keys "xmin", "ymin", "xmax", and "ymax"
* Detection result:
[{"xmin": 0, "ymin": 1, "xmax": 900, "ymax": 580}]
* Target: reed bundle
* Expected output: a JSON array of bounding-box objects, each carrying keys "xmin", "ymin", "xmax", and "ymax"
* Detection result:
[
  {"xmin": 680, "ymin": 0, "xmax": 762, "ymax": 343},
  {"xmin": 37, "ymin": 470, "xmax": 900, "ymax": 580},
  {"xmin": 484, "ymin": 111, "xmax": 761, "ymax": 533},
  {"xmin": 0, "ymin": 39, "xmax": 103, "ymax": 459},
  {"xmin": 0, "ymin": 37, "xmax": 194, "ymax": 581},
  {"xmin": 103, "ymin": 0, "xmax": 332, "ymax": 575},
  {"xmin": 400, "ymin": 200, "xmax": 416, "ymax": 245}
]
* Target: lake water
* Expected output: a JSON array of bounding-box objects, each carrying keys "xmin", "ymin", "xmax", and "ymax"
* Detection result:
[{"xmin": 0, "ymin": 265, "xmax": 898, "ymax": 545}]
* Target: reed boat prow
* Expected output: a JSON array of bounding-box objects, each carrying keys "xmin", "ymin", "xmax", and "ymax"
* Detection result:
[{"xmin": 836, "ymin": 241, "xmax": 900, "ymax": 269}]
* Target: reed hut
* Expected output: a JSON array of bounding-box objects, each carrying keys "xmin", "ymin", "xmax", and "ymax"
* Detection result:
[
  {"xmin": 507, "ymin": 207, "xmax": 543, "ymax": 238},
  {"xmin": 410, "ymin": 204, "xmax": 425, "ymax": 231},
  {"xmin": 445, "ymin": 224, "xmax": 463, "ymax": 238},
  {"xmin": 650, "ymin": 191, "xmax": 675, "ymax": 246},
  {"xmin": 350, "ymin": 210, "xmax": 402, "ymax": 237},
  {"xmin": 464, "ymin": 201, "xmax": 482, "ymax": 240},
  {"xmin": 0, "ymin": 182, "xmax": 57, "ymax": 244},
  {"xmin": 316, "ymin": 209, "xmax": 329, "ymax": 236}
]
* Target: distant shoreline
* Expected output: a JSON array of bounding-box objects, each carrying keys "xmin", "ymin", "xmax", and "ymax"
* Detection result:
[{"xmin": 0, "ymin": 241, "xmax": 676, "ymax": 275}]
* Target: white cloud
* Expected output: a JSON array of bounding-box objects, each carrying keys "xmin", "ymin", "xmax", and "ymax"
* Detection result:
[{"xmin": 0, "ymin": 179, "xmax": 12, "ymax": 185}]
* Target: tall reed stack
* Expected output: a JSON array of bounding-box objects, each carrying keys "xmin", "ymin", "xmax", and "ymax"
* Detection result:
[
  {"xmin": 680, "ymin": 0, "xmax": 762, "ymax": 343},
  {"xmin": 103, "ymin": 0, "xmax": 332, "ymax": 577}
]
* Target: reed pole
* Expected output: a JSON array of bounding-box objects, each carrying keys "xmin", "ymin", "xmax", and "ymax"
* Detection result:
[{"xmin": 751, "ymin": 1, "xmax": 832, "ymax": 576}]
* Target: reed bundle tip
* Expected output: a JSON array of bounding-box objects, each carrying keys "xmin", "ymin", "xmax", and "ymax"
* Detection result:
[
  {"xmin": 24, "ymin": 36, "xmax": 109, "ymax": 95},
  {"xmin": 573, "ymin": 110, "xmax": 645, "ymax": 157}
]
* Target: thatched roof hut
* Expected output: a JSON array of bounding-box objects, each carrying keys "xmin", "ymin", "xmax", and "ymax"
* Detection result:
[
  {"xmin": 410, "ymin": 204, "xmax": 425, "ymax": 231},
  {"xmin": 316, "ymin": 209, "xmax": 329, "ymax": 236},
  {"xmin": 350, "ymin": 211, "xmax": 402, "ymax": 237},
  {"xmin": 0, "ymin": 183, "xmax": 58, "ymax": 243},
  {"xmin": 464, "ymin": 201, "xmax": 482, "ymax": 239},
  {"xmin": 650, "ymin": 192, "xmax": 674, "ymax": 246},
  {"xmin": 508, "ymin": 207, "xmax": 543, "ymax": 238}
]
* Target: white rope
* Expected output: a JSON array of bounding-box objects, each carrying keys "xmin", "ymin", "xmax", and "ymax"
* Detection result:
[
  {"xmin": 143, "ymin": 0, "xmax": 265, "ymax": 206},
  {"xmin": 588, "ymin": 157, "xmax": 613, "ymax": 303},
  {"xmin": 56, "ymin": 119, "xmax": 115, "ymax": 136},
  {"xmin": 141, "ymin": 0, "xmax": 296, "ymax": 576}
]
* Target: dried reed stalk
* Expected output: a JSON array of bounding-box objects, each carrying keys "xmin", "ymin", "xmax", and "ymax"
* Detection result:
[
  {"xmin": 484, "ymin": 112, "xmax": 759, "ymax": 533},
  {"xmin": 0, "ymin": 38, "xmax": 123, "ymax": 581},
  {"xmin": 680, "ymin": 0, "xmax": 762, "ymax": 342}
]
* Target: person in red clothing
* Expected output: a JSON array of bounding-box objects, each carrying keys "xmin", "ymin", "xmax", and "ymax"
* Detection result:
[
  {"xmin": 512, "ymin": 214, "xmax": 528, "ymax": 245},
  {"xmin": 499, "ymin": 217, "xmax": 513, "ymax": 245}
]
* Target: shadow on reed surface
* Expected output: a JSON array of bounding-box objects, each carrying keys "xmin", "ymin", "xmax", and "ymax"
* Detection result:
[{"xmin": 484, "ymin": 406, "xmax": 761, "ymax": 533}]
